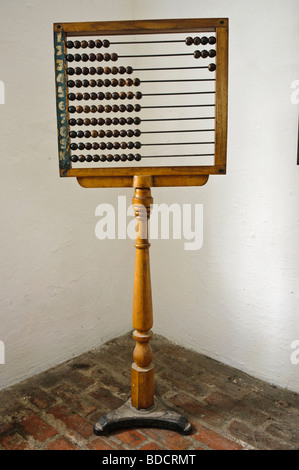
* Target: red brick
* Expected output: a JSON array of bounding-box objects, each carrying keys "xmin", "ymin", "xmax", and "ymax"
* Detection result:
[
  {"xmin": 1, "ymin": 434, "xmax": 32, "ymax": 450},
  {"xmin": 169, "ymin": 393, "xmax": 224, "ymax": 426},
  {"xmin": 114, "ymin": 429, "xmax": 147, "ymax": 448},
  {"xmin": 139, "ymin": 441, "xmax": 165, "ymax": 450},
  {"xmin": 52, "ymin": 385, "xmax": 96, "ymax": 416},
  {"xmin": 193, "ymin": 422, "xmax": 243, "ymax": 450},
  {"xmin": 47, "ymin": 438, "xmax": 77, "ymax": 450},
  {"xmin": 48, "ymin": 405, "xmax": 93, "ymax": 439},
  {"xmin": 142, "ymin": 428, "xmax": 191, "ymax": 450},
  {"xmin": 21, "ymin": 414, "xmax": 57, "ymax": 442},
  {"xmin": 87, "ymin": 437, "xmax": 122, "ymax": 450}
]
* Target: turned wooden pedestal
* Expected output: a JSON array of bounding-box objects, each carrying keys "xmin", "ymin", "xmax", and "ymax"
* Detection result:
[{"xmin": 94, "ymin": 176, "xmax": 191, "ymax": 435}]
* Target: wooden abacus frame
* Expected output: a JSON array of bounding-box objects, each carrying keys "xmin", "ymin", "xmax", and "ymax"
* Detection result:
[{"xmin": 54, "ymin": 18, "xmax": 228, "ymax": 188}]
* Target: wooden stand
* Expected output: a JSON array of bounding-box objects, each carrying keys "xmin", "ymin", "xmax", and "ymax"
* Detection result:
[{"xmin": 94, "ymin": 176, "xmax": 192, "ymax": 435}]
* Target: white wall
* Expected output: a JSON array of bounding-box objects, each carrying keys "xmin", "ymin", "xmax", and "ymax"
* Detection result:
[{"xmin": 1, "ymin": 0, "xmax": 299, "ymax": 393}]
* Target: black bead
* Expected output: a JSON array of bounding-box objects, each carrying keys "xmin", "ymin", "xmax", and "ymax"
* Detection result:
[
  {"xmin": 82, "ymin": 93, "xmax": 90, "ymax": 100},
  {"xmin": 127, "ymin": 92, "xmax": 134, "ymax": 100},
  {"xmin": 105, "ymin": 118, "xmax": 112, "ymax": 125},
  {"xmin": 209, "ymin": 36, "xmax": 216, "ymax": 45},
  {"xmin": 77, "ymin": 130, "xmax": 84, "ymax": 138},
  {"xmin": 112, "ymin": 130, "xmax": 120, "ymax": 138},
  {"xmin": 113, "ymin": 142, "xmax": 120, "ymax": 149},
  {"xmin": 134, "ymin": 104, "xmax": 141, "ymax": 112},
  {"xmin": 88, "ymin": 40, "xmax": 95, "ymax": 48},
  {"xmin": 67, "ymin": 67, "xmax": 75, "ymax": 75},
  {"xmin": 81, "ymin": 105, "xmax": 89, "ymax": 113},
  {"xmin": 104, "ymin": 53, "xmax": 110, "ymax": 61},
  {"xmin": 127, "ymin": 142, "xmax": 134, "ymax": 149},
  {"xmin": 113, "ymin": 154, "xmax": 120, "ymax": 161},
  {"xmin": 74, "ymin": 54, "xmax": 81, "ymax": 62},
  {"xmin": 93, "ymin": 154, "xmax": 100, "ymax": 162},
  {"xmin": 70, "ymin": 143, "xmax": 78, "ymax": 150},
  {"xmin": 75, "ymin": 67, "xmax": 82, "ymax": 75},
  {"xmin": 100, "ymin": 142, "xmax": 106, "ymax": 150},
  {"xmin": 107, "ymin": 154, "xmax": 113, "ymax": 162},
  {"xmin": 185, "ymin": 36, "xmax": 193, "ymax": 46},
  {"xmin": 135, "ymin": 154, "xmax": 141, "ymax": 161},
  {"xmin": 76, "ymin": 92, "xmax": 83, "ymax": 100},
  {"xmin": 112, "ymin": 118, "xmax": 119, "ymax": 125},
  {"xmin": 118, "ymin": 78, "xmax": 126, "ymax": 87},
  {"xmin": 95, "ymin": 40, "xmax": 102, "ymax": 48},
  {"xmin": 74, "ymin": 40, "xmax": 81, "ymax": 49},
  {"xmin": 112, "ymin": 92, "xmax": 119, "ymax": 100},
  {"xmin": 106, "ymin": 130, "xmax": 112, "ymax": 138},
  {"xmin": 120, "ymin": 142, "xmax": 127, "ymax": 149},
  {"xmin": 85, "ymin": 142, "xmax": 92, "ymax": 150},
  {"xmin": 68, "ymin": 106, "xmax": 76, "ymax": 113},
  {"xmin": 66, "ymin": 41, "xmax": 74, "ymax": 49},
  {"xmin": 201, "ymin": 50, "xmax": 209, "ymax": 58},
  {"xmin": 89, "ymin": 67, "xmax": 96, "ymax": 75},
  {"xmin": 75, "ymin": 79, "xmax": 82, "ymax": 87},
  {"xmin": 78, "ymin": 155, "xmax": 85, "ymax": 162},
  {"xmin": 111, "ymin": 79, "xmax": 118, "ymax": 87},
  {"xmin": 82, "ymin": 67, "xmax": 89, "ymax": 75},
  {"xmin": 134, "ymin": 142, "xmax": 141, "ymax": 149},
  {"xmin": 66, "ymin": 54, "xmax": 74, "ymax": 62},
  {"xmin": 68, "ymin": 93, "xmax": 75, "ymax": 101},
  {"xmin": 81, "ymin": 53, "xmax": 89, "ymax": 62},
  {"xmin": 100, "ymin": 154, "xmax": 107, "ymax": 162},
  {"xmin": 201, "ymin": 36, "xmax": 208, "ymax": 45},
  {"xmin": 97, "ymin": 79, "xmax": 104, "ymax": 87},
  {"xmin": 133, "ymin": 78, "xmax": 140, "ymax": 86},
  {"xmin": 120, "ymin": 129, "xmax": 127, "ymax": 137},
  {"xmin": 99, "ymin": 130, "xmax": 105, "ymax": 138},
  {"xmin": 128, "ymin": 153, "xmax": 134, "ymax": 161},
  {"xmin": 208, "ymin": 63, "xmax": 216, "ymax": 72},
  {"xmin": 193, "ymin": 50, "xmax": 201, "ymax": 59},
  {"xmin": 82, "ymin": 80, "xmax": 89, "ymax": 87},
  {"xmin": 111, "ymin": 66, "xmax": 118, "ymax": 75},
  {"xmin": 120, "ymin": 154, "xmax": 127, "ymax": 162},
  {"xmin": 119, "ymin": 117, "xmax": 126, "ymax": 125},
  {"xmin": 97, "ymin": 67, "xmax": 104, "ymax": 75},
  {"xmin": 126, "ymin": 117, "xmax": 133, "ymax": 125},
  {"xmin": 80, "ymin": 40, "xmax": 88, "ymax": 49},
  {"xmin": 111, "ymin": 53, "xmax": 118, "ymax": 62},
  {"xmin": 98, "ymin": 118, "xmax": 105, "ymax": 125},
  {"xmin": 135, "ymin": 91, "xmax": 142, "ymax": 100},
  {"xmin": 69, "ymin": 131, "xmax": 77, "ymax": 138},
  {"xmin": 98, "ymin": 92, "xmax": 105, "ymax": 100},
  {"xmin": 71, "ymin": 155, "xmax": 78, "ymax": 162},
  {"xmin": 76, "ymin": 118, "xmax": 83, "ymax": 126},
  {"xmin": 134, "ymin": 129, "xmax": 141, "ymax": 137},
  {"xmin": 96, "ymin": 53, "xmax": 103, "ymax": 61},
  {"xmin": 119, "ymin": 66, "xmax": 126, "ymax": 74},
  {"xmin": 67, "ymin": 80, "xmax": 75, "ymax": 87},
  {"xmin": 106, "ymin": 142, "xmax": 113, "ymax": 150},
  {"xmin": 90, "ymin": 105, "xmax": 97, "ymax": 113},
  {"xmin": 86, "ymin": 154, "xmax": 92, "ymax": 162},
  {"xmin": 92, "ymin": 143, "xmax": 99, "ymax": 150},
  {"xmin": 83, "ymin": 119, "xmax": 90, "ymax": 126},
  {"xmin": 127, "ymin": 129, "xmax": 134, "ymax": 138},
  {"xmin": 209, "ymin": 49, "xmax": 216, "ymax": 58},
  {"xmin": 126, "ymin": 66, "xmax": 133, "ymax": 74},
  {"xmin": 105, "ymin": 92, "xmax": 112, "ymax": 100},
  {"xmin": 134, "ymin": 117, "xmax": 141, "ymax": 125},
  {"xmin": 78, "ymin": 142, "xmax": 85, "ymax": 150},
  {"xmin": 104, "ymin": 79, "xmax": 111, "ymax": 87},
  {"xmin": 193, "ymin": 36, "xmax": 201, "ymax": 45},
  {"xmin": 103, "ymin": 39, "xmax": 110, "ymax": 48},
  {"xmin": 90, "ymin": 92, "xmax": 97, "ymax": 100},
  {"xmin": 89, "ymin": 79, "xmax": 96, "ymax": 87},
  {"xmin": 112, "ymin": 105, "xmax": 119, "ymax": 112},
  {"xmin": 104, "ymin": 105, "xmax": 112, "ymax": 113},
  {"xmin": 89, "ymin": 53, "xmax": 96, "ymax": 62}
]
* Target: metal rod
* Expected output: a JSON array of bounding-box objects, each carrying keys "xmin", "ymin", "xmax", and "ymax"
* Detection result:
[
  {"xmin": 142, "ymin": 153, "xmax": 214, "ymax": 158},
  {"xmin": 142, "ymin": 142, "xmax": 215, "ymax": 146},
  {"xmin": 142, "ymin": 129, "xmax": 215, "ymax": 134},
  {"xmin": 135, "ymin": 66, "xmax": 209, "ymax": 71},
  {"xmin": 120, "ymin": 53, "xmax": 194, "ymax": 58},
  {"xmin": 143, "ymin": 91, "xmax": 215, "ymax": 96},
  {"xmin": 142, "ymin": 117, "xmax": 214, "ymax": 122},
  {"xmin": 142, "ymin": 78, "xmax": 215, "ymax": 83},
  {"xmin": 142, "ymin": 104, "xmax": 215, "ymax": 109}
]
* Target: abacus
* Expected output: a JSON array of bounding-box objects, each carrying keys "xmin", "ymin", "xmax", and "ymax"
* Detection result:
[{"xmin": 54, "ymin": 18, "xmax": 228, "ymax": 435}]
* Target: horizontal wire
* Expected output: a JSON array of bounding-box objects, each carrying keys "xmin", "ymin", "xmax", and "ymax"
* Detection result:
[
  {"xmin": 120, "ymin": 53, "xmax": 193, "ymax": 58},
  {"xmin": 142, "ymin": 78, "xmax": 215, "ymax": 83},
  {"xmin": 142, "ymin": 104, "xmax": 215, "ymax": 109},
  {"xmin": 142, "ymin": 142, "xmax": 215, "ymax": 146},
  {"xmin": 142, "ymin": 153, "xmax": 214, "ymax": 158},
  {"xmin": 142, "ymin": 117, "xmax": 214, "ymax": 122},
  {"xmin": 143, "ymin": 91, "xmax": 215, "ymax": 96},
  {"xmin": 135, "ymin": 66, "xmax": 209, "ymax": 71},
  {"xmin": 142, "ymin": 129, "xmax": 215, "ymax": 134}
]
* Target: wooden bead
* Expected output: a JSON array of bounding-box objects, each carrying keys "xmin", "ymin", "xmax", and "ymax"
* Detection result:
[
  {"xmin": 134, "ymin": 104, "xmax": 141, "ymax": 112},
  {"xmin": 201, "ymin": 50, "xmax": 209, "ymax": 58},
  {"xmin": 86, "ymin": 155, "xmax": 92, "ymax": 162},
  {"xmin": 90, "ymin": 118, "xmax": 97, "ymax": 125},
  {"xmin": 84, "ymin": 130, "xmax": 91, "ymax": 138},
  {"xmin": 128, "ymin": 154, "xmax": 134, "ymax": 161},
  {"xmin": 82, "ymin": 92, "xmax": 89, "ymax": 100},
  {"xmin": 105, "ymin": 118, "xmax": 112, "ymax": 125},
  {"xmin": 71, "ymin": 155, "xmax": 78, "ymax": 162},
  {"xmin": 99, "ymin": 130, "xmax": 105, "ymax": 138},
  {"xmin": 114, "ymin": 154, "xmax": 120, "ymax": 161},
  {"xmin": 105, "ymin": 92, "xmax": 112, "ymax": 100},
  {"xmin": 90, "ymin": 105, "xmax": 97, "ymax": 113},
  {"xmin": 193, "ymin": 36, "xmax": 200, "ymax": 45},
  {"xmin": 95, "ymin": 40, "xmax": 102, "ymax": 48},
  {"xmin": 89, "ymin": 79, "xmax": 96, "ymax": 87},
  {"xmin": 93, "ymin": 154, "xmax": 100, "ymax": 162},
  {"xmin": 104, "ymin": 105, "xmax": 112, "ymax": 113},
  {"xmin": 120, "ymin": 142, "xmax": 127, "ymax": 149},
  {"xmin": 67, "ymin": 67, "xmax": 75, "ymax": 75},
  {"xmin": 104, "ymin": 79, "xmax": 111, "ymax": 86},
  {"xmin": 119, "ymin": 66, "xmax": 126, "ymax": 74},
  {"xmin": 103, "ymin": 39, "xmax": 110, "ymax": 48},
  {"xmin": 118, "ymin": 79, "xmax": 126, "ymax": 87},
  {"xmin": 111, "ymin": 66, "xmax": 118, "ymax": 75},
  {"xmin": 66, "ymin": 41, "xmax": 74, "ymax": 49},
  {"xmin": 83, "ymin": 118, "xmax": 90, "ymax": 126},
  {"xmin": 133, "ymin": 78, "xmax": 140, "ymax": 86},
  {"xmin": 100, "ymin": 154, "xmax": 107, "ymax": 162},
  {"xmin": 209, "ymin": 49, "xmax": 216, "ymax": 57},
  {"xmin": 78, "ymin": 155, "xmax": 85, "ymax": 162},
  {"xmin": 127, "ymin": 92, "xmax": 134, "ymax": 100},
  {"xmin": 85, "ymin": 142, "xmax": 92, "ymax": 150},
  {"xmin": 82, "ymin": 67, "xmax": 89, "ymax": 75},
  {"xmin": 92, "ymin": 143, "xmax": 99, "ymax": 150},
  {"xmin": 107, "ymin": 154, "xmax": 113, "ymax": 162},
  {"xmin": 208, "ymin": 63, "xmax": 216, "ymax": 72},
  {"xmin": 76, "ymin": 105, "xmax": 83, "ymax": 113},
  {"xmin": 135, "ymin": 154, "xmax": 141, "ymax": 161},
  {"xmin": 111, "ymin": 53, "xmax": 118, "ymax": 62},
  {"xmin": 97, "ymin": 67, "xmax": 104, "ymax": 74},
  {"xmin": 106, "ymin": 142, "xmax": 113, "ymax": 150},
  {"xmin": 82, "ymin": 105, "xmax": 89, "ymax": 113},
  {"xmin": 104, "ymin": 67, "xmax": 111, "ymax": 74},
  {"xmin": 201, "ymin": 36, "xmax": 208, "ymax": 45},
  {"xmin": 127, "ymin": 117, "xmax": 133, "ymax": 125},
  {"xmin": 96, "ymin": 53, "xmax": 103, "ymax": 61},
  {"xmin": 78, "ymin": 142, "xmax": 84, "ymax": 150},
  {"xmin": 80, "ymin": 40, "xmax": 88, "ymax": 48},
  {"xmin": 97, "ymin": 79, "xmax": 104, "ymax": 87},
  {"xmin": 111, "ymin": 79, "xmax": 118, "ymax": 87},
  {"xmin": 88, "ymin": 40, "xmax": 95, "ymax": 48},
  {"xmin": 74, "ymin": 40, "xmax": 81, "ymax": 49},
  {"xmin": 104, "ymin": 53, "xmax": 110, "ymax": 61},
  {"xmin": 77, "ymin": 130, "xmax": 84, "ymax": 138},
  {"xmin": 193, "ymin": 50, "xmax": 201, "ymax": 58},
  {"xmin": 126, "ymin": 78, "xmax": 133, "ymax": 86},
  {"xmin": 98, "ymin": 118, "xmax": 105, "ymax": 125},
  {"xmin": 126, "ymin": 66, "xmax": 133, "ymax": 74},
  {"xmin": 89, "ymin": 67, "xmax": 96, "ymax": 75},
  {"xmin": 89, "ymin": 53, "xmax": 96, "ymax": 61},
  {"xmin": 112, "ymin": 130, "xmax": 120, "ymax": 138},
  {"xmin": 209, "ymin": 36, "xmax": 216, "ymax": 45},
  {"xmin": 185, "ymin": 36, "xmax": 193, "ymax": 45},
  {"xmin": 112, "ymin": 105, "xmax": 119, "ymax": 112},
  {"xmin": 119, "ymin": 105, "xmax": 126, "ymax": 112}
]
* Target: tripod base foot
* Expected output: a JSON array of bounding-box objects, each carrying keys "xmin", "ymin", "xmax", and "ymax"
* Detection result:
[{"xmin": 94, "ymin": 396, "xmax": 192, "ymax": 436}]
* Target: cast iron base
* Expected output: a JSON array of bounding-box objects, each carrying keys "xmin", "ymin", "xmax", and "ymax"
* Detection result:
[{"xmin": 94, "ymin": 396, "xmax": 192, "ymax": 436}]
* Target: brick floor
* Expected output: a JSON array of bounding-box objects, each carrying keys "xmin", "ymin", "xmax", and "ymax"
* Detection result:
[{"xmin": 0, "ymin": 333, "xmax": 298, "ymax": 450}]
